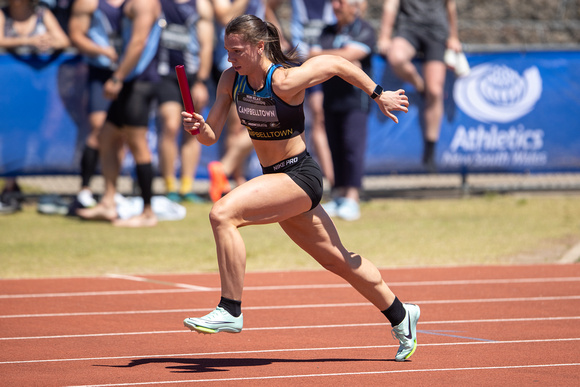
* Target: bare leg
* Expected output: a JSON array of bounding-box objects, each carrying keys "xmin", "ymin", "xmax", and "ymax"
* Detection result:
[
  {"xmin": 223, "ymin": 104, "xmax": 253, "ymax": 181},
  {"xmin": 159, "ymin": 101, "xmax": 202, "ymax": 195},
  {"xmin": 387, "ymin": 37, "xmax": 424, "ymax": 93},
  {"xmin": 179, "ymin": 134, "xmax": 201, "ymax": 192},
  {"xmin": 307, "ymin": 90, "xmax": 334, "ymax": 186},
  {"xmin": 208, "ymin": 173, "xmax": 312, "ymax": 300},
  {"xmin": 280, "ymin": 205, "xmax": 395, "ymax": 311},
  {"xmin": 422, "ymin": 60, "xmax": 446, "ymax": 143},
  {"xmin": 208, "ymin": 104, "xmax": 253, "ymax": 202},
  {"xmin": 158, "ymin": 101, "xmax": 181, "ymax": 193},
  {"xmin": 77, "ymin": 121, "xmax": 123, "ymax": 221},
  {"xmin": 112, "ymin": 126, "xmax": 157, "ymax": 227},
  {"xmin": 80, "ymin": 110, "xmax": 107, "ymax": 191}
]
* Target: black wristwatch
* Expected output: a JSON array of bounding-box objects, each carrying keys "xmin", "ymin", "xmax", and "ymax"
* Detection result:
[{"xmin": 370, "ymin": 84, "xmax": 383, "ymax": 99}]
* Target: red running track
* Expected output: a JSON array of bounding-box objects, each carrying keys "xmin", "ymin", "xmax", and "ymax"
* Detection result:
[{"xmin": 1, "ymin": 264, "xmax": 579, "ymax": 386}]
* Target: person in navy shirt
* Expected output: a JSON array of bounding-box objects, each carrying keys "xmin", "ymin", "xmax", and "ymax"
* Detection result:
[
  {"xmin": 156, "ymin": 0, "xmax": 213, "ymax": 203},
  {"xmin": 311, "ymin": 0, "xmax": 374, "ymax": 221}
]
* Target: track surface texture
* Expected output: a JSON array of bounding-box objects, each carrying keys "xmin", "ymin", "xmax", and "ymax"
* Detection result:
[{"xmin": 1, "ymin": 264, "xmax": 579, "ymax": 386}]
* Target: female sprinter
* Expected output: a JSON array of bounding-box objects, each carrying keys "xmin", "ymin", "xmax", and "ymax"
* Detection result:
[{"xmin": 181, "ymin": 14, "xmax": 419, "ymax": 362}]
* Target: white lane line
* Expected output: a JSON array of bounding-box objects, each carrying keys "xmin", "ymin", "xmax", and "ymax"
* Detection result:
[
  {"xmin": 3, "ymin": 295, "xmax": 580, "ymax": 319},
  {"xmin": 105, "ymin": 274, "xmax": 211, "ymax": 291},
  {"xmin": 1, "ymin": 276, "xmax": 579, "ymax": 299},
  {"xmin": 0, "ymin": 288, "xmax": 193, "ymax": 299},
  {"xmin": 1, "ymin": 339, "xmax": 579, "ymax": 365},
  {"xmin": 1, "ymin": 316, "xmax": 579, "ymax": 341},
  {"xmin": 66, "ymin": 363, "xmax": 580, "ymax": 386}
]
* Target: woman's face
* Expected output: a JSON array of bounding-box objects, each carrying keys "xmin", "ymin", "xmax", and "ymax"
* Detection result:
[{"xmin": 224, "ymin": 33, "xmax": 263, "ymax": 75}]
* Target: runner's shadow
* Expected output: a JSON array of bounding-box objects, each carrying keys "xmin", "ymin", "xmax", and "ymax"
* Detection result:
[{"xmin": 97, "ymin": 356, "xmax": 392, "ymax": 374}]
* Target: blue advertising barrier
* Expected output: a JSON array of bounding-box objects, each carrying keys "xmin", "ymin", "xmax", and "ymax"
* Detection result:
[
  {"xmin": 1, "ymin": 50, "xmax": 579, "ymax": 178},
  {"xmin": 369, "ymin": 51, "xmax": 580, "ymax": 174}
]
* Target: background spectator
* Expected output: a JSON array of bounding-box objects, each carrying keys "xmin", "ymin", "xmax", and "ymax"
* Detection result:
[
  {"xmin": 68, "ymin": 0, "xmax": 124, "ymax": 208},
  {"xmin": 156, "ymin": 0, "xmax": 213, "ymax": 203},
  {"xmin": 378, "ymin": 0, "xmax": 462, "ymax": 172},
  {"xmin": 269, "ymin": 0, "xmax": 336, "ymax": 187},
  {"xmin": 39, "ymin": 0, "xmax": 74, "ymax": 34},
  {"xmin": 1, "ymin": 0, "xmax": 70, "ymax": 54},
  {"xmin": 206, "ymin": 0, "xmax": 283, "ymax": 202},
  {"xmin": 311, "ymin": 0, "xmax": 374, "ymax": 221},
  {"xmin": 77, "ymin": 0, "xmax": 162, "ymax": 227}
]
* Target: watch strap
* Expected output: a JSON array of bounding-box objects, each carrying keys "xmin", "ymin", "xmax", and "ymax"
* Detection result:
[{"xmin": 371, "ymin": 84, "xmax": 383, "ymax": 99}]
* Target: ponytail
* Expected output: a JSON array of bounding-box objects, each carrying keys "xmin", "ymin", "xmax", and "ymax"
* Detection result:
[{"xmin": 225, "ymin": 14, "xmax": 302, "ymax": 68}]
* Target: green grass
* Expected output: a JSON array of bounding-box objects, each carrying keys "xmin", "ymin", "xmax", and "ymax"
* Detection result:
[{"xmin": 1, "ymin": 194, "xmax": 579, "ymax": 278}]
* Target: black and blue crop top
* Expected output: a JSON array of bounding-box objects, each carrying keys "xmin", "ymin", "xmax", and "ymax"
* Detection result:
[{"xmin": 233, "ymin": 64, "xmax": 305, "ymax": 141}]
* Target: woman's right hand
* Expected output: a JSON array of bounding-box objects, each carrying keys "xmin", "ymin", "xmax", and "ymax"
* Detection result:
[{"xmin": 181, "ymin": 111, "xmax": 203, "ymax": 135}]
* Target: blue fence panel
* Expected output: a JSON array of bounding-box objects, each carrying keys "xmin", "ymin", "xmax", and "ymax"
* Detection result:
[
  {"xmin": 1, "ymin": 50, "xmax": 579, "ymax": 177},
  {"xmin": 368, "ymin": 51, "xmax": 580, "ymax": 174}
]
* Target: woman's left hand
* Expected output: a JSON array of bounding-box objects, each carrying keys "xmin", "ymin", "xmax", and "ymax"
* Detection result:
[{"xmin": 377, "ymin": 89, "xmax": 409, "ymax": 123}]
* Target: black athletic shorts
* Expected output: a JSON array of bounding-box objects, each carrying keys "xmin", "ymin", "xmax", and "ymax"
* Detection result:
[
  {"xmin": 261, "ymin": 150, "xmax": 323, "ymax": 211},
  {"xmin": 396, "ymin": 25, "xmax": 446, "ymax": 63},
  {"xmin": 87, "ymin": 65, "xmax": 113, "ymax": 114},
  {"xmin": 107, "ymin": 80, "xmax": 157, "ymax": 127},
  {"xmin": 156, "ymin": 73, "xmax": 197, "ymax": 105}
]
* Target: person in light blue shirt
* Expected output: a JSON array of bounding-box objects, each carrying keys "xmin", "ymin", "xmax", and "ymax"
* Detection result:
[
  {"xmin": 156, "ymin": 0, "xmax": 214, "ymax": 203},
  {"xmin": 69, "ymin": 0, "xmax": 124, "ymax": 208},
  {"xmin": 77, "ymin": 0, "xmax": 162, "ymax": 228}
]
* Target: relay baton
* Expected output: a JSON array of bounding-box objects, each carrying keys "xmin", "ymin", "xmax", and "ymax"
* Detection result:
[{"xmin": 175, "ymin": 65, "xmax": 199, "ymax": 135}]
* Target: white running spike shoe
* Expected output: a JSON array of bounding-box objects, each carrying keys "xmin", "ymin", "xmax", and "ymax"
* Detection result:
[
  {"xmin": 184, "ymin": 307, "xmax": 243, "ymax": 334},
  {"xmin": 391, "ymin": 303, "xmax": 420, "ymax": 361}
]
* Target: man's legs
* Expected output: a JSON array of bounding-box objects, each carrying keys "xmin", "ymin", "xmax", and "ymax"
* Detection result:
[
  {"xmin": 387, "ymin": 37, "xmax": 424, "ymax": 93},
  {"xmin": 307, "ymin": 90, "xmax": 334, "ymax": 187},
  {"xmin": 421, "ymin": 60, "xmax": 446, "ymax": 171},
  {"xmin": 77, "ymin": 121, "xmax": 123, "ymax": 221},
  {"xmin": 159, "ymin": 100, "xmax": 202, "ymax": 200},
  {"xmin": 113, "ymin": 125, "xmax": 157, "ymax": 227}
]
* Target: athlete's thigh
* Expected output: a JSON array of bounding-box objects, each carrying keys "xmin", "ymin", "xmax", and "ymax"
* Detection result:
[
  {"xmin": 279, "ymin": 205, "xmax": 346, "ymax": 261},
  {"xmin": 158, "ymin": 101, "xmax": 184, "ymax": 135},
  {"xmin": 124, "ymin": 127, "xmax": 151, "ymax": 163},
  {"xmin": 389, "ymin": 36, "xmax": 417, "ymax": 63},
  {"xmin": 215, "ymin": 173, "xmax": 312, "ymax": 226},
  {"xmin": 422, "ymin": 60, "xmax": 446, "ymax": 94}
]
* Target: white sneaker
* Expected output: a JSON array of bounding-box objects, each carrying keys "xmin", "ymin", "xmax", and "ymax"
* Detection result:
[
  {"xmin": 322, "ymin": 198, "xmax": 342, "ymax": 217},
  {"xmin": 77, "ymin": 189, "xmax": 96, "ymax": 208},
  {"xmin": 336, "ymin": 198, "xmax": 360, "ymax": 221},
  {"xmin": 392, "ymin": 303, "xmax": 420, "ymax": 361},
  {"xmin": 184, "ymin": 307, "xmax": 243, "ymax": 334}
]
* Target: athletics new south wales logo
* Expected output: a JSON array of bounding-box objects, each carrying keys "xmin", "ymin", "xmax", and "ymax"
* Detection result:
[{"xmin": 453, "ymin": 64, "xmax": 543, "ymax": 123}]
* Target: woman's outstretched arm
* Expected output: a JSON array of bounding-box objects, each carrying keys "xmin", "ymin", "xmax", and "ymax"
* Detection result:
[{"xmin": 274, "ymin": 54, "xmax": 409, "ymax": 123}]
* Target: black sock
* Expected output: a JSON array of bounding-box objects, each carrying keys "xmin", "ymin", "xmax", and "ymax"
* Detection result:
[
  {"xmin": 422, "ymin": 140, "xmax": 436, "ymax": 165},
  {"xmin": 135, "ymin": 163, "xmax": 153, "ymax": 206},
  {"xmin": 218, "ymin": 297, "xmax": 242, "ymax": 317},
  {"xmin": 382, "ymin": 297, "xmax": 406, "ymax": 327},
  {"xmin": 80, "ymin": 146, "xmax": 99, "ymax": 188}
]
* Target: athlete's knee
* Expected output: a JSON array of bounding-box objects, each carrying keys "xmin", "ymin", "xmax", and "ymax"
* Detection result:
[
  {"xmin": 209, "ymin": 199, "xmax": 240, "ymax": 229},
  {"xmin": 319, "ymin": 251, "xmax": 359, "ymax": 276},
  {"xmin": 424, "ymin": 83, "xmax": 444, "ymax": 102},
  {"xmin": 387, "ymin": 50, "xmax": 411, "ymax": 69},
  {"xmin": 162, "ymin": 124, "xmax": 181, "ymax": 140}
]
